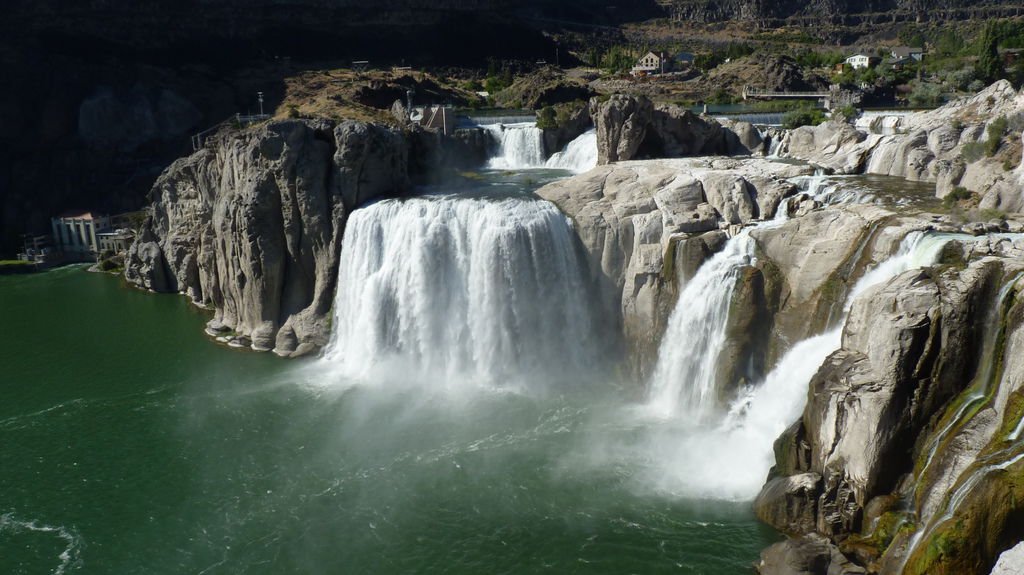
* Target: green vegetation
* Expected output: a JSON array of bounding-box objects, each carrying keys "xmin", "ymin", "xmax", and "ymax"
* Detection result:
[
  {"xmin": 536, "ymin": 106, "xmax": 557, "ymax": 130},
  {"xmin": 782, "ymin": 104, "xmax": 827, "ymax": 129},
  {"xmin": 484, "ymin": 59, "xmax": 514, "ymax": 93},
  {"xmin": 909, "ymin": 82, "xmax": 943, "ymax": 107},
  {"xmin": 942, "ymin": 187, "xmax": 975, "ymax": 209},
  {"xmin": 961, "ymin": 116, "xmax": 1007, "ymax": 162},
  {"xmin": 0, "ymin": 260, "xmax": 35, "ymax": 274},
  {"xmin": 976, "ymin": 24, "xmax": 1004, "ymax": 84}
]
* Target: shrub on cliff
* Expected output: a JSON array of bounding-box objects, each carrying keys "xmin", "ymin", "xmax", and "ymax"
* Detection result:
[{"xmin": 782, "ymin": 107, "xmax": 827, "ymax": 129}]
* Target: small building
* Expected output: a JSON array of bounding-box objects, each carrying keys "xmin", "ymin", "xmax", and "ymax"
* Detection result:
[
  {"xmin": 632, "ymin": 51, "xmax": 664, "ymax": 76},
  {"xmin": 845, "ymin": 54, "xmax": 880, "ymax": 70},
  {"xmin": 17, "ymin": 235, "xmax": 55, "ymax": 264},
  {"xmin": 890, "ymin": 47, "xmax": 924, "ymax": 62},
  {"xmin": 97, "ymin": 229, "xmax": 136, "ymax": 254},
  {"xmin": 51, "ymin": 211, "xmax": 110, "ymax": 259}
]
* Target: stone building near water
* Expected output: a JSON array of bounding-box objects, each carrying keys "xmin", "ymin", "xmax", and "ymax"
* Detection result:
[
  {"xmin": 51, "ymin": 211, "xmax": 136, "ymax": 260},
  {"xmin": 52, "ymin": 211, "xmax": 109, "ymax": 258}
]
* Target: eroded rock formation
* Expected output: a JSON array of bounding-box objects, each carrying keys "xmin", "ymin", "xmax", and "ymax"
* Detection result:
[
  {"xmin": 590, "ymin": 94, "xmax": 764, "ymax": 164},
  {"xmin": 778, "ymin": 81, "xmax": 1024, "ymax": 213},
  {"xmin": 126, "ymin": 119, "xmax": 409, "ymax": 357}
]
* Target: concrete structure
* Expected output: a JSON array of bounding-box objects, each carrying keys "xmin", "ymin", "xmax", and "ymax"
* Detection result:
[
  {"xmin": 16, "ymin": 235, "xmax": 55, "ymax": 264},
  {"xmin": 632, "ymin": 51, "xmax": 664, "ymax": 76},
  {"xmin": 51, "ymin": 211, "xmax": 109, "ymax": 259},
  {"xmin": 412, "ymin": 105, "xmax": 455, "ymax": 135},
  {"xmin": 97, "ymin": 229, "xmax": 135, "ymax": 254},
  {"xmin": 845, "ymin": 54, "xmax": 880, "ymax": 70}
]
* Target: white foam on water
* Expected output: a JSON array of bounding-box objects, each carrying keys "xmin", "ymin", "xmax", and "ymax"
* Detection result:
[{"xmin": 0, "ymin": 513, "xmax": 84, "ymax": 574}]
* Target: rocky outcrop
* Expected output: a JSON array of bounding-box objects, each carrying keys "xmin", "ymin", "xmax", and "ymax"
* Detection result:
[
  {"xmin": 125, "ymin": 119, "xmax": 410, "ymax": 356},
  {"xmin": 778, "ymin": 81, "xmax": 1024, "ymax": 212},
  {"xmin": 541, "ymin": 102, "xmax": 592, "ymax": 157},
  {"xmin": 535, "ymin": 156, "xmax": 810, "ymax": 368},
  {"xmin": 590, "ymin": 95, "xmax": 763, "ymax": 165},
  {"xmin": 755, "ymin": 248, "xmax": 1024, "ymax": 575}
]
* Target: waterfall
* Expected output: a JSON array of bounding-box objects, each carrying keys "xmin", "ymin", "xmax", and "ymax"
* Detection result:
[
  {"xmin": 545, "ymin": 129, "xmax": 598, "ymax": 173},
  {"xmin": 484, "ymin": 123, "xmax": 546, "ymax": 170},
  {"xmin": 647, "ymin": 230, "xmax": 758, "ymax": 418},
  {"xmin": 642, "ymin": 231, "xmax": 957, "ymax": 499},
  {"xmin": 323, "ymin": 193, "xmax": 598, "ymax": 385}
]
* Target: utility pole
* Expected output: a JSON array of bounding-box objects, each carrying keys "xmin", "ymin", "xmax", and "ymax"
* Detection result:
[{"xmin": 257, "ymin": 92, "xmax": 265, "ymax": 116}]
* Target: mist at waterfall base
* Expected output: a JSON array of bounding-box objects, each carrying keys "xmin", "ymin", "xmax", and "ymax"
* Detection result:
[{"xmin": 572, "ymin": 230, "xmax": 957, "ymax": 502}]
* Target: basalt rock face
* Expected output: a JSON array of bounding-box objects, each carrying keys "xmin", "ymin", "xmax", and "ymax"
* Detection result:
[
  {"xmin": 590, "ymin": 95, "xmax": 762, "ymax": 165},
  {"xmin": 778, "ymin": 81, "xmax": 1024, "ymax": 213},
  {"xmin": 535, "ymin": 156, "xmax": 810, "ymax": 371},
  {"xmin": 125, "ymin": 119, "xmax": 409, "ymax": 357},
  {"xmin": 755, "ymin": 245, "xmax": 1024, "ymax": 575}
]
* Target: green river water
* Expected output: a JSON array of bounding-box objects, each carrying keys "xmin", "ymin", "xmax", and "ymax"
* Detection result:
[{"xmin": 0, "ymin": 265, "xmax": 777, "ymax": 574}]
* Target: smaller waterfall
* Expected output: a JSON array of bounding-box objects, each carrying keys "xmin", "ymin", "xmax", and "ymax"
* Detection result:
[
  {"xmin": 485, "ymin": 123, "xmax": 546, "ymax": 170},
  {"xmin": 644, "ymin": 231, "xmax": 958, "ymax": 499},
  {"xmin": 545, "ymin": 129, "xmax": 598, "ymax": 173},
  {"xmin": 647, "ymin": 230, "xmax": 758, "ymax": 419}
]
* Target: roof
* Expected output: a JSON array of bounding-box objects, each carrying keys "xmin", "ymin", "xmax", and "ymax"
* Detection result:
[
  {"xmin": 56, "ymin": 210, "xmax": 102, "ymax": 220},
  {"xmin": 676, "ymin": 52, "xmax": 695, "ymax": 62},
  {"xmin": 846, "ymin": 54, "xmax": 874, "ymax": 59},
  {"xmin": 891, "ymin": 46, "xmax": 923, "ymax": 58}
]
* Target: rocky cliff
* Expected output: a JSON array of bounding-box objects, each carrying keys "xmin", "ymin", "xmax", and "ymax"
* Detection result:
[
  {"xmin": 663, "ymin": 0, "xmax": 1022, "ymax": 25},
  {"xmin": 589, "ymin": 95, "xmax": 764, "ymax": 164},
  {"xmin": 536, "ymin": 156, "xmax": 808, "ymax": 371},
  {"xmin": 125, "ymin": 119, "xmax": 410, "ymax": 357},
  {"xmin": 755, "ymin": 241, "xmax": 1024, "ymax": 575},
  {"xmin": 777, "ymin": 81, "xmax": 1024, "ymax": 214}
]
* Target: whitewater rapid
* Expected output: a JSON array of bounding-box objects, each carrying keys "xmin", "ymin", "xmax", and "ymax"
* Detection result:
[{"xmin": 324, "ymin": 193, "xmax": 599, "ymax": 385}]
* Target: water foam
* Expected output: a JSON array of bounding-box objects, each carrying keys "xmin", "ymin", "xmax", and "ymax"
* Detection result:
[{"xmin": 0, "ymin": 513, "xmax": 83, "ymax": 574}]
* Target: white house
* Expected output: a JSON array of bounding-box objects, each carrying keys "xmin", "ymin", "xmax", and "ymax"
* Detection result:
[
  {"xmin": 845, "ymin": 54, "xmax": 879, "ymax": 70},
  {"xmin": 632, "ymin": 51, "xmax": 663, "ymax": 76}
]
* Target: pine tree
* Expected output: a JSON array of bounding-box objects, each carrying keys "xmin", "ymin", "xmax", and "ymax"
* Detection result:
[{"xmin": 975, "ymin": 24, "xmax": 1004, "ymax": 85}]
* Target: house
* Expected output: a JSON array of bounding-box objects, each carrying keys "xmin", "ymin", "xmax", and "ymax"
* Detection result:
[
  {"xmin": 51, "ymin": 211, "xmax": 110, "ymax": 258},
  {"xmin": 887, "ymin": 56, "xmax": 916, "ymax": 70},
  {"xmin": 845, "ymin": 54, "xmax": 880, "ymax": 70},
  {"xmin": 890, "ymin": 47, "xmax": 924, "ymax": 62},
  {"xmin": 632, "ymin": 51, "xmax": 664, "ymax": 76},
  {"xmin": 675, "ymin": 52, "xmax": 695, "ymax": 67}
]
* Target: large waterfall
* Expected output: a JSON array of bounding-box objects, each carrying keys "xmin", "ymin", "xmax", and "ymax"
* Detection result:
[
  {"xmin": 323, "ymin": 193, "xmax": 598, "ymax": 385},
  {"xmin": 484, "ymin": 123, "xmax": 546, "ymax": 170}
]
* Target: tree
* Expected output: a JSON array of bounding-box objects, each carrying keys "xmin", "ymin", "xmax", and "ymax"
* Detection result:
[{"xmin": 975, "ymin": 24, "xmax": 1004, "ymax": 85}]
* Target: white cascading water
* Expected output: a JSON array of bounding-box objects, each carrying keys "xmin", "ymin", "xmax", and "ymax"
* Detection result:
[
  {"xmin": 646, "ymin": 230, "xmax": 759, "ymax": 418},
  {"xmin": 544, "ymin": 129, "xmax": 598, "ymax": 173},
  {"xmin": 642, "ymin": 230, "xmax": 956, "ymax": 499},
  {"xmin": 484, "ymin": 123, "xmax": 546, "ymax": 170},
  {"xmin": 323, "ymin": 193, "xmax": 598, "ymax": 385}
]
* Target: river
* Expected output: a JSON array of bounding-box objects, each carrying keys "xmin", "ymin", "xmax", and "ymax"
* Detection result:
[{"xmin": 0, "ymin": 165, "xmax": 779, "ymax": 573}]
